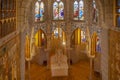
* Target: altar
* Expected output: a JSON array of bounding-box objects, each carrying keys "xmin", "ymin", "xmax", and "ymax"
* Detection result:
[{"xmin": 50, "ymin": 50, "xmax": 68, "ymax": 77}]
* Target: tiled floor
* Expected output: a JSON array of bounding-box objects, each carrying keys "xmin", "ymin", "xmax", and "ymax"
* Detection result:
[{"xmin": 25, "ymin": 61, "xmax": 101, "ymax": 80}]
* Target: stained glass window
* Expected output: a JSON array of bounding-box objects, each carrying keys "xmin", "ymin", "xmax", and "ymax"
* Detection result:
[
  {"xmin": 53, "ymin": 28, "xmax": 63, "ymax": 38},
  {"xmin": 53, "ymin": 0, "xmax": 64, "ymax": 20},
  {"xmin": 74, "ymin": 0, "xmax": 84, "ymax": 20},
  {"xmin": 54, "ymin": 28, "xmax": 59, "ymax": 38},
  {"xmin": 35, "ymin": 0, "xmax": 44, "ymax": 22},
  {"xmin": 116, "ymin": 0, "xmax": 120, "ymax": 27},
  {"xmin": 117, "ymin": 16, "xmax": 120, "ymax": 27},
  {"xmin": 96, "ymin": 36, "xmax": 101, "ymax": 53},
  {"xmin": 81, "ymin": 31, "xmax": 86, "ymax": 42},
  {"xmin": 79, "ymin": 0, "xmax": 84, "ymax": 20},
  {"xmin": 117, "ymin": 0, "xmax": 120, "ymax": 7},
  {"xmin": 93, "ymin": 0, "xmax": 98, "ymax": 22},
  {"xmin": 53, "ymin": 2, "xmax": 59, "ymax": 20},
  {"xmin": 74, "ymin": 1, "xmax": 79, "ymax": 20}
]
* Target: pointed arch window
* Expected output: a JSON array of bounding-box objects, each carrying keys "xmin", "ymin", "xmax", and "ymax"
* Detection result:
[
  {"xmin": 53, "ymin": 0, "xmax": 64, "ymax": 20},
  {"xmin": 35, "ymin": 0, "xmax": 44, "ymax": 22},
  {"xmin": 92, "ymin": 0, "xmax": 98, "ymax": 22},
  {"xmin": 73, "ymin": 0, "xmax": 84, "ymax": 20}
]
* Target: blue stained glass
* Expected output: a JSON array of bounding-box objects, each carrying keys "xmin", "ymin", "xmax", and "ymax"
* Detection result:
[
  {"xmin": 79, "ymin": 10, "xmax": 83, "ymax": 18},
  {"xmin": 117, "ymin": 16, "xmax": 120, "ymax": 27},
  {"xmin": 118, "ymin": 0, "xmax": 120, "ymax": 6},
  {"xmin": 35, "ymin": 1, "xmax": 44, "ymax": 22},
  {"xmin": 59, "ymin": 2, "xmax": 64, "ymax": 20},
  {"xmin": 118, "ymin": 9, "xmax": 120, "ymax": 13},
  {"xmin": 96, "ymin": 37, "xmax": 101, "ymax": 53},
  {"xmin": 40, "ymin": 2, "xmax": 44, "ymax": 21},
  {"xmin": 81, "ymin": 31, "xmax": 86, "ymax": 42},
  {"xmin": 35, "ymin": 2, "xmax": 40, "ymax": 22},
  {"xmin": 79, "ymin": 0, "xmax": 84, "ymax": 20}
]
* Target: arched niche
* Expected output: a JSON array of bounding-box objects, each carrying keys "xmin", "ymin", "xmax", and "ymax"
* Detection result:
[
  {"xmin": 91, "ymin": 32, "xmax": 101, "ymax": 56},
  {"xmin": 50, "ymin": 27, "xmax": 66, "ymax": 53},
  {"xmin": 34, "ymin": 29, "xmax": 47, "ymax": 48},
  {"xmin": 70, "ymin": 28, "xmax": 86, "ymax": 48},
  {"xmin": 25, "ymin": 35, "xmax": 31, "ymax": 61}
]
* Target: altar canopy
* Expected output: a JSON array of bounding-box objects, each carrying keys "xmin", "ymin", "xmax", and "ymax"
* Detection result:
[{"xmin": 50, "ymin": 49, "xmax": 68, "ymax": 77}]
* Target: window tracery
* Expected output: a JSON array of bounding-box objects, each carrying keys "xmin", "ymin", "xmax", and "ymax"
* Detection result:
[
  {"xmin": 53, "ymin": 0, "xmax": 64, "ymax": 20},
  {"xmin": 35, "ymin": 0, "xmax": 44, "ymax": 22},
  {"xmin": 73, "ymin": 0, "xmax": 84, "ymax": 20}
]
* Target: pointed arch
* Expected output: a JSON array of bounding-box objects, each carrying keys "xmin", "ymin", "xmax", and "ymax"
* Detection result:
[
  {"xmin": 71, "ymin": 28, "xmax": 87, "ymax": 46},
  {"xmin": 34, "ymin": 29, "xmax": 47, "ymax": 47}
]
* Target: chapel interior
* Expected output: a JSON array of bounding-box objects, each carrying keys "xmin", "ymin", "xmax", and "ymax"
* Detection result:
[{"xmin": 0, "ymin": 0, "xmax": 120, "ymax": 80}]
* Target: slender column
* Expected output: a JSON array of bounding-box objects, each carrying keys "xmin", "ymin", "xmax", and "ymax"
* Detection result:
[
  {"xmin": 28, "ymin": 61, "xmax": 31, "ymax": 80},
  {"xmin": 20, "ymin": 32, "xmax": 25, "ymax": 80},
  {"xmin": 89, "ymin": 58, "xmax": 93, "ymax": 80}
]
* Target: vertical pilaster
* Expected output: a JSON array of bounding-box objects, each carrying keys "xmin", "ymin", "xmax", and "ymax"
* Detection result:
[
  {"xmin": 101, "ymin": 28, "xmax": 109, "ymax": 80},
  {"xmin": 20, "ymin": 32, "xmax": 25, "ymax": 80}
]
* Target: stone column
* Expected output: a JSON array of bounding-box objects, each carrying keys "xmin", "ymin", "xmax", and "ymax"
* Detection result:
[
  {"xmin": 101, "ymin": 28, "xmax": 109, "ymax": 80},
  {"xmin": 20, "ymin": 32, "xmax": 25, "ymax": 80}
]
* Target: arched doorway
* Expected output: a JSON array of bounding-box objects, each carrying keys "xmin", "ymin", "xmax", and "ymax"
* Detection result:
[
  {"xmin": 70, "ymin": 28, "xmax": 89, "ymax": 63},
  {"xmin": 34, "ymin": 29, "xmax": 47, "ymax": 48},
  {"xmin": 30, "ymin": 29, "xmax": 47, "ymax": 65},
  {"xmin": 91, "ymin": 32, "xmax": 101, "ymax": 74},
  {"xmin": 71, "ymin": 28, "xmax": 86, "ymax": 50}
]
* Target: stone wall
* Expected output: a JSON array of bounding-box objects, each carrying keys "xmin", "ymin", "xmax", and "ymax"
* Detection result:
[
  {"xmin": 0, "ymin": 35, "xmax": 20, "ymax": 80},
  {"xmin": 109, "ymin": 29, "xmax": 120, "ymax": 80}
]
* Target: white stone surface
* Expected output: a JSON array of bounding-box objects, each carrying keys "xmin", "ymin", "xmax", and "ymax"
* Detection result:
[{"xmin": 51, "ymin": 50, "xmax": 68, "ymax": 77}]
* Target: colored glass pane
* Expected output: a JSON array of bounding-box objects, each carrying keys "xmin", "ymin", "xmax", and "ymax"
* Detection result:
[
  {"xmin": 35, "ymin": 1, "xmax": 44, "ymax": 22},
  {"xmin": 74, "ymin": 1, "xmax": 79, "ymax": 20},
  {"xmin": 96, "ymin": 37, "xmax": 101, "ymax": 53},
  {"xmin": 79, "ymin": 0, "xmax": 84, "ymax": 20},
  {"xmin": 40, "ymin": 2, "xmax": 44, "ymax": 21},
  {"xmin": 59, "ymin": 2, "xmax": 64, "ymax": 20},
  {"xmin": 35, "ymin": 2, "xmax": 40, "ymax": 22},
  {"xmin": 81, "ymin": 31, "xmax": 86, "ymax": 42},
  {"xmin": 117, "ymin": 16, "xmax": 120, "ymax": 27},
  {"xmin": 117, "ymin": 0, "xmax": 120, "ymax": 7},
  {"xmin": 53, "ymin": 2, "xmax": 59, "ymax": 20}
]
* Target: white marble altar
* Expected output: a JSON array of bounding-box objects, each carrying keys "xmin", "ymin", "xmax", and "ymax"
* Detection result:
[{"xmin": 51, "ymin": 49, "xmax": 68, "ymax": 77}]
